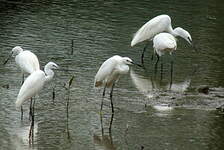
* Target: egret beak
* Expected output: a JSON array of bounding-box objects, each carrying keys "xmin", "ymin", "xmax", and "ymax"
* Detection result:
[
  {"xmin": 55, "ymin": 65, "xmax": 59, "ymax": 69},
  {"xmin": 131, "ymin": 61, "xmax": 143, "ymax": 68},
  {"xmin": 57, "ymin": 68, "xmax": 76, "ymax": 72},
  {"xmin": 188, "ymin": 37, "xmax": 198, "ymax": 52},
  {"xmin": 3, "ymin": 52, "xmax": 13, "ymax": 65}
]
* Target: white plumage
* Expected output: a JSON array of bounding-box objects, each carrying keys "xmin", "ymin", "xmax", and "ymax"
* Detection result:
[
  {"xmin": 15, "ymin": 62, "xmax": 58, "ymax": 109},
  {"xmin": 153, "ymin": 33, "xmax": 177, "ymax": 56},
  {"xmin": 12, "ymin": 46, "xmax": 40, "ymax": 74},
  {"xmin": 131, "ymin": 14, "xmax": 192, "ymax": 47},
  {"xmin": 94, "ymin": 55, "xmax": 133, "ymax": 88}
]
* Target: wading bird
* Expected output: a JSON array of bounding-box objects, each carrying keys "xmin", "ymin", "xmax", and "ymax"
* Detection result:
[
  {"xmin": 4, "ymin": 46, "xmax": 40, "ymax": 83},
  {"xmin": 153, "ymin": 32, "xmax": 177, "ymax": 86},
  {"xmin": 94, "ymin": 55, "xmax": 140, "ymax": 114},
  {"xmin": 15, "ymin": 62, "xmax": 58, "ymax": 142},
  {"xmin": 130, "ymin": 14, "xmax": 194, "ymax": 65},
  {"xmin": 4, "ymin": 46, "xmax": 40, "ymax": 120}
]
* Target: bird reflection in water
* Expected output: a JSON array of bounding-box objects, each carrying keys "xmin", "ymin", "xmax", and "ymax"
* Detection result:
[
  {"xmin": 93, "ymin": 113, "xmax": 116, "ymax": 150},
  {"xmin": 130, "ymin": 69, "xmax": 191, "ymax": 98}
]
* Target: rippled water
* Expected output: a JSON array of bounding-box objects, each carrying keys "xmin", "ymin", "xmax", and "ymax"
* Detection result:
[{"xmin": 0, "ymin": 0, "xmax": 224, "ymax": 150}]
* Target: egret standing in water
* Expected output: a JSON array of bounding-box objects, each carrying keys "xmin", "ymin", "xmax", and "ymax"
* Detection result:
[
  {"xmin": 15, "ymin": 62, "xmax": 58, "ymax": 142},
  {"xmin": 153, "ymin": 32, "xmax": 177, "ymax": 87},
  {"xmin": 94, "ymin": 55, "xmax": 140, "ymax": 114},
  {"xmin": 130, "ymin": 14, "xmax": 194, "ymax": 65},
  {"xmin": 4, "ymin": 46, "xmax": 40, "ymax": 83},
  {"xmin": 4, "ymin": 46, "xmax": 40, "ymax": 120}
]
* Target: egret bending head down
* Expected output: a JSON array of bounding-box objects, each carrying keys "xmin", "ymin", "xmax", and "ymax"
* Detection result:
[
  {"xmin": 4, "ymin": 46, "xmax": 40, "ymax": 76},
  {"xmin": 94, "ymin": 55, "xmax": 137, "ymax": 113},
  {"xmin": 130, "ymin": 14, "xmax": 196, "ymax": 65},
  {"xmin": 131, "ymin": 14, "xmax": 193, "ymax": 47}
]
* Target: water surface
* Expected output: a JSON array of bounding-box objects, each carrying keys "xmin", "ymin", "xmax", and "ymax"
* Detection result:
[{"xmin": 0, "ymin": 0, "xmax": 224, "ymax": 150}]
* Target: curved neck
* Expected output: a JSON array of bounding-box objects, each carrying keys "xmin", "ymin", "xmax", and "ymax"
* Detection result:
[
  {"xmin": 169, "ymin": 26, "xmax": 178, "ymax": 37},
  {"xmin": 44, "ymin": 67, "xmax": 54, "ymax": 82}
]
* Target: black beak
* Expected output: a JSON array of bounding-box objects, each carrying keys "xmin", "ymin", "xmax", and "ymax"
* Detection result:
[
  {"xmin": 131, "ymin": 61, "xmax": 143, "ymax": 68},
  {"xmin": 188, "ymin": 37, "xmax": 198, "ymax": 53},
  {"xmin": 3, "ymin": 52, "xmax": 12, "ymax": 65},
  {"xmin": 56, "ymin": 68, "xmax": 76, "ymax": 72}
]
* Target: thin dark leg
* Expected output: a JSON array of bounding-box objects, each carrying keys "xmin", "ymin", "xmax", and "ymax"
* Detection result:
[
  {"xmin": 100, "ymin": 112, "xmax": 104, "ymax": 136},
  {"xmin": 100, "ymin": 84, "xmax": 107, "ymax": 136},
  {"xmin": 109, "ymin": 112, "xmax": 114, "ymax": 135},
  {"xmin": 141, "ymin": 43, "xmax": 149, "ymax": 66},
  {"xmin": 29, "ymin": 98, "xmax": 33, "ymax": 121},
  {"xmin": 109, "ymin": 113, "xmax": 114, "ymax": 145},
  {"xmin": 21, "ymin": 74, "xmax": 24, "ymax": 85},
  {"xmin": 151, "ymin": 52, "xmax": 154, "ymax": 60},
  {"xmin": 29, "ymin": 98, "xmax": 35, "ymax": 144},
  {"xmin": 169, "ymin": 61, "xmax": 174, "ymax": 90},
  {"xmin": 160, "ymin": 57, "xmax": 163, "ymax": 82},
  {"xmin": 154, "ymin": 53, "xmax": 160, "ymax": 74},
  {"xmin": 100, "ymin": 84, "xmax": 107, "ymax": 113},
  {"xmin": 21, "ymin": 106, "xmax": 23, "ymax": 121},
  {"xmin": 110, "ymin": 83, "xmax": 115, "ymax": 114},
  {"xmin": 66, "ymin": 89, "xmax": 71, "ymax": 139}
]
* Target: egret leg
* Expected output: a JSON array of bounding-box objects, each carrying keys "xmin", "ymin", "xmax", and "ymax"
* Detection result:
[
  {"xmin": 169, "ymin": 60, "xmax": 174, "ymax": 90},
  {"xmin": 21, "ymin": 106, "xmax": 23, "ymax": 121},
  {"xmin": 108, "ymin": 113, "xmax": 114, "ymax": 146},
  {"xmin": 100, "ymin": 84, "xmax": 107, "ymax": 135},
  {"xmin": 109, "ymin": 112, "xmax": 114, "ymax": 135},
  {"xmin": 29, "ymin": 98, "xmax": 35, "ymax": 144},
  {"xmin": 160, "ymin": 57, "xmax": 163, "ymax": 82},
  {"xmin": 100, "ymin": 84, "xmax": 107, "ymax": 113},
  {"xmin": 151, "ymin": 52, "xmax": 154, "ymax": 60},
  {"xmin": 100, "ymin": 111, "xmax": 104, "ymax": 136},
  {"xmin": 154, "ymin": 53, "xmax": 160, "ymax": 74},
  {"xmin": 29, "ymin": 98, "xmax": 33, "ymax": 121},
  {"xmin": 21, "ymin": 74, "xmax": 25, "ymax": 85},
  {"xmin": 110, "ymin": 83, "xmax": 115, "ymax": 114},
  {"xmin": 141, "ymin": 43, "xmax": 149, "ymax": 66}
]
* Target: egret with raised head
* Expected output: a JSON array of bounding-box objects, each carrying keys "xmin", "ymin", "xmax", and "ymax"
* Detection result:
[{"xmin": 15, "ymin": 62, "xmax": 58, "ymax": 142}]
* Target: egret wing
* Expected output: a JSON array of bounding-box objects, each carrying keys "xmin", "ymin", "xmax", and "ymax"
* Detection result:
[
  {"xmin": 94, "ymin": 56, "xmax": 120, "ymax": 87},
  {"xmin": 15, "ymin": 70, "xmax": 45, "ymax": 108},
  {"xmin": 131, "ymin": 15, "xmax": 171, "ymax": 46},
  {"xmin": 16, "ymin": 51, "xmax": 40, "ymax": 74},
  {"xmin": 153, "ymin": 33, "xmax": 177, "ymax": 50}
]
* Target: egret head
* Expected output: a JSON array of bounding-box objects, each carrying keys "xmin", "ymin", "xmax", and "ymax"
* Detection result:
[
  {"xmin": 11, "ymin": 46, "xmax": 23, "ymax": 57},
  {"xmin": 122, "ymin": 57, "xmax": 143, "ymax": 68},
  {"xmin": 174, "ymin": 27, "xmax": 192, "ymax": 45},
  {"xmin": 122, "ymin": 57, "xmax": 133, "ymax": 65},
  {"xmin": 45, "ymin": 62, "xmax": 59, "ymax": 70}
]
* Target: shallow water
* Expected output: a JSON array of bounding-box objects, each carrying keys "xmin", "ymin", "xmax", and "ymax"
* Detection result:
[{"xmin": 0, "ymin": 0, "xmax": 224, "ymax": 150}]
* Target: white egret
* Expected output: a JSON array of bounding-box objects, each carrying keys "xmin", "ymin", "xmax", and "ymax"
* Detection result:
[
  {"xmin": 94, "ymin": 55, "xmax": 140, "ymax": 113},
  {"xmin": 15, "ymin": 62, "xmax": 58, "ymax": 142},
  {"xmin": 153, "ymin": 32, "xmax": 177, "ymax": 61},
  {"xmin": 4, "ymin": 46, "xmax": 40, "ymax": 82},
  {"xmin": 153, "ymin": 32, "xmax": 177, "ymax": 86},
  {"xmin": 130, "ymin": 14, "xmax": 195, "ymax": 65},
  {"xmin": 4, "ymin": 46, "xmax": 40, "ymax": 120}
]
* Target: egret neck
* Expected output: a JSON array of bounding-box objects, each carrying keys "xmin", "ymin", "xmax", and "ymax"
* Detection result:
[{"xmin": 44, "ymin": 65, "xmax": 55, "ymax": 82}]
